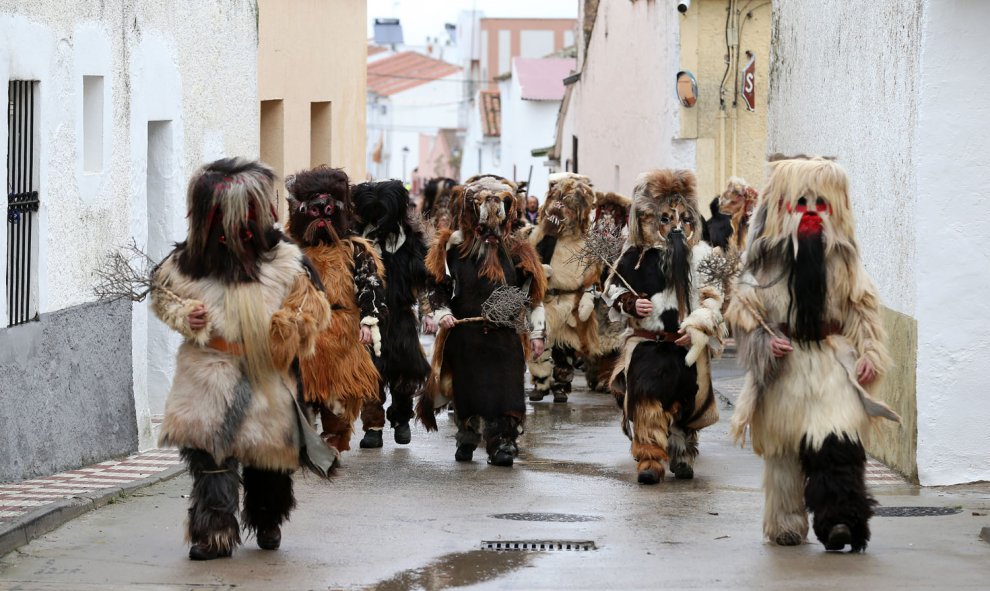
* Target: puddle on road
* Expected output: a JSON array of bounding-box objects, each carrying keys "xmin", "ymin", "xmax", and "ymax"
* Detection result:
[{"xmin": 364, "ymin": 549, "xmax": 534, "ymax": 591}]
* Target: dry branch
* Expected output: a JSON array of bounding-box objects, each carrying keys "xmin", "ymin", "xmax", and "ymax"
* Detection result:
[
  {"xmin": 92, "ymin": 239, "xmax": 183, "ymax": 305},
  {"xmin": 454, "ymin": 285, "xmax": 531, "ymax": 332}
]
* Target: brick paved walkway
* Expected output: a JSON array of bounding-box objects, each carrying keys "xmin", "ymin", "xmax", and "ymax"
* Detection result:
[{"xmin": 0, "ymin": 449, "xmax": 182, "ymax": 522}]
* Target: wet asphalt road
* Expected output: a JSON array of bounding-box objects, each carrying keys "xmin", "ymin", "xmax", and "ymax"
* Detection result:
[{"xmin": 1, "ymin": 358, "xmax": 989, "ymax": 590}]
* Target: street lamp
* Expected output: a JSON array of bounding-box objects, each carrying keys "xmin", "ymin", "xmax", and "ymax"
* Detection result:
[{"xmin": 401, "ymin": 146, "xmax": 409, "ymax": 183}]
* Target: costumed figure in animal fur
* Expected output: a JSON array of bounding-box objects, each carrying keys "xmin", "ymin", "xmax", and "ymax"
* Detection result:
[
  {"xmin": 417, "ymin": 174, "xmax": 547, "ymax": 467},
  {"xmin": 352, "ymin": 179, "xmax": 432, "ymax": 449},
  {"xmin": 422, "ymin": 176, "xmax": 458, "ymax": 231},
  {"xmin": 525, "ymin": 172, "xmax": 600, "ymax": 403},
  {"xmin": 152, "ymin": 158, "xmax": 335, "ymax": 560},
  {"xmin": 605, "ymin": 170, "xmax": 725, "ymax": 485},
  {"xmin": 283, "ymin": 166, "xmax": 386, "ymax": 454},
  {"xmin": 704, "ymin": 177, "xmax": 758, "ymax": 309},
  {"xmin": 583, "ymin": 190, "xmax": 632, "ymax": 393},
  {"xmin": 726, "ymin": 155, "xmax": 899, "ymax": 552},
  {"xmin": 718, "ymin": 176, "xmax": 759, "ymax": 254}
]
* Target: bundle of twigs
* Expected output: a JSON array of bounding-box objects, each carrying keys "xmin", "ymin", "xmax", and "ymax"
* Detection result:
[
  {"xmin": 569, "ymin": 219, "xmax": 637, "ymax": 293},
  {"xmin": 454, "ymin": 285, "xmax": 531, "ymax": 333},
  {"xmin": 92, "ymin": 239, "xmax": 183, "ymax": 305},
  {"xmin": 697, "ymin": 250, "xmax": 741, "ymax": 290}
]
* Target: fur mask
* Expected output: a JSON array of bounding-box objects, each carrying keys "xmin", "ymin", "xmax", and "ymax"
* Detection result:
[
  {"xmin": 540, "ymin": 172, "xmax": 594, "ymax": 237},
  {"xmin": 285, "ymin": 166, "xmax": 353, "ymax": 247},
  {"xmin": 459, "ymin": 174, "xmax": 518, "ymax": 245},
  {"xmin": 179, "ymin": 157, "xmax": 280, "ymax": 282},
  {"xmin": 455, "ymin": 174, "xmax": 518, "ymax": 282},
  {"xmin": 717, "ymin": 176, "xmax": 758, "ymax": 218},
  {"xmin": 353, "ymin": 179, "xmax": 413, "ymax": 252},
  {"xmin": 629, "ymin": 169, "xmax": 702, "ymax": 249},
  {"xmin": 750, "ymin": 155, "xmax": 857, "ymax": 257},
  {"xmin": 593, "ymin": 191, "xmax": 632, "ymax": 232}
]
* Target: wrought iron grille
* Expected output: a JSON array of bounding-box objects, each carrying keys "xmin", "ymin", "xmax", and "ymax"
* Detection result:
[{"xmin": 7, "ymin": 80, "xmax": 39, "ymax": 327}]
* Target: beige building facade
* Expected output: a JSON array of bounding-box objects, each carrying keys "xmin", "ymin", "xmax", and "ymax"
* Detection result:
[
  {"xmin": 554, "ymin": 0, "xmax": 770, "ymax": 210},
  {"xmin": 258, "ymin": 0, "xmax": 368, "ymax": 211}
]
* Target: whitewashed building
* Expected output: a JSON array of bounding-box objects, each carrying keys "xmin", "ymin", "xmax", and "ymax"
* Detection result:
[
  {"xmin": 0, "ymin": 0, "xmax": 259, "ymax": 481},
  {"xmin": 497, "ymin": 57, "xmax": 574, "ymax": 198},
  {"xmin": 768, "ymin": 0, "xmax": 990, "ymax": 486},
  {"xmin": 366, "ymin": 51, "xmax": 462, "ymax": 183}
]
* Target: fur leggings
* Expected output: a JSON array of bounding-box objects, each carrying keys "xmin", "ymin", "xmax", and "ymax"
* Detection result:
[
  {"xmin": 182, "ymin": 449, "xmax": 296, "ymax": 552},
  {"xmin": 360, "ymin": 380, "xmax": 417, "ymax": 431},
  {"xmin": 528, "ymin": 344, "xmax": 577, "ymax": 396},
  {"xmin": 762, "ymin": 433, "xmax": 874, "ymax": 550},
  {"xmin": 628, "ymin": 399, "xmax": 699, "ymax": 479}
]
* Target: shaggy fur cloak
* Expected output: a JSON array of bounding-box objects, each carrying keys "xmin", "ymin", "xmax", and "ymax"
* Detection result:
[{"xmin": 153, "ymin": 239, "xmax": 331, "ymax": 471}]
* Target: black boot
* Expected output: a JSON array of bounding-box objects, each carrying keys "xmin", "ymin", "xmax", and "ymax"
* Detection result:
[
  {"xmin": 489, "ymin": 443, "xmax": 514, "ymax": 467},
  {"xmin": 257, "ymin": 525, "xmax": 282, "ymax": 550},
  {"xmin": 360, "ymin": 429, "xmax": 384, "ymax": 449},
  {"xmin": 455, "ymin": 444, "xmax": 475, "ymax": 462},
  {"xmin": 393, "ymin": 422, "xmax": 412, "ymax": 445},
  {"xmin": 670, "ymin": 462, "xmax": 694, "ymax": 480},
  {"xmin": 637, "ymin": 468, "xmax": 662, "ymax": 485},
  {"xmin": 825, "ymin": 524, "xmax": 852, "ymax": 551},
  {"xmin": 189, "ymin": 543, "xmax": 233, "ymax": 561},
  {"xmin": 241, "ymin": 467, "xmax": 295, "ymax": 553}
]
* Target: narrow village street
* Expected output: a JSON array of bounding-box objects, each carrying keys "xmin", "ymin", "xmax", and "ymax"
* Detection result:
[
  {"xmin": 3, "ymin": 1, "xmax": 990, "ymax": 589},
  {"xmin": 1, "ymin": 359, "xmax": 988, "ymax": 590}
]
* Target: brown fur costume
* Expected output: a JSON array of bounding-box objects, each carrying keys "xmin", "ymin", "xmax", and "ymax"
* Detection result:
[
  {"xmin": 417, "ymin": 175, "xmax": 546, "ymax": 466},
  {"xmin": 525, "ymin": 172, "xmax": 599, "ymax": 402},
  {"xmin": 718, "ymin": 176, "xmax": 758, "ymax": 253},
  {"xmin": 726, "ymin": 156, "xmax": 898, "ymax": 552},
  {"xmin": 606, "ymin": 169, "xmax": 725, "ymax": 484},
  {"xmin": 285, "ymin": 167, "xmax": 385, "ymax": 453}
]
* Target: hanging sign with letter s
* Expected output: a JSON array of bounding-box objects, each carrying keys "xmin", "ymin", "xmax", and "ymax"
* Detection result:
[{"xmin": 742, "ymin": 52, "xmax": 756, "ymax": 112}]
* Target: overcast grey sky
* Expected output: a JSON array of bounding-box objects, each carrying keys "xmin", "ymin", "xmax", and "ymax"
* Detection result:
[{"xmin": 367, "ymin": 0, "xmax": 577, "ymax": 47}]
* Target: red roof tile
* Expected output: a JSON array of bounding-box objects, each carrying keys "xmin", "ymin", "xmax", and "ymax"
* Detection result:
[
  {"xmin": 368, "ymin": 51, "xmax": 462, "ymax": 96},
  {"xmin": 514, "ymin": 57, "xmax": 576, "ymax": 101},
  {"xmin": 480, "ymin": 91, "xmax": 501, "ymax": 137}
]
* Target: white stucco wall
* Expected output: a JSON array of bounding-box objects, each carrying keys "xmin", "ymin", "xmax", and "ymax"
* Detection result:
[
  {"xmin": 561, "ymin": 0, "xmax": 692, "ymax": 196},
  {"xmin": 368, "ymin": 76, "xmax": 461, "ymax": 182},
  {"xmin": 0, "ymin": 1, "xmax": 259, "ymax": 448},
  {"xmin": 767, "ymin": 0, "xmax": 922, "ymax": 316},
  {"xmin": 912, "ymin": 0, "xmax": 990, "ymax": 486}
]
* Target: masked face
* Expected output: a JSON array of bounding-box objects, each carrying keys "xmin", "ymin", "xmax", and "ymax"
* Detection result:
[
  {"xmin": 468, "ymin": 186, "xmax": 513, "ymax": 243},
  {"xmin": 542, "ymin": 187, "xmax": 590, "ymax": 236},
  {"xmin": 636, "ymin": 198, "xmax": 698, "ymax": 247},
  {"xmin": 784, "ymin": 193, "xmax": 833, "ymax": 239},
  {"xmin": 595, "ymin": 202, "xmax": 628, "ymax": 231},
  {"xmin": 719, "ymin": 189, "xmax": 747, "ymax": 215},
  {"xmin": 288, "ymin": 193, "xmax": 346, "ymax": 245}
]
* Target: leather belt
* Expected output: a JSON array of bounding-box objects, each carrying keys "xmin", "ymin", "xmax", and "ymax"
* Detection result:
[
  {"xmin": 546, "ymin": 288, "xmax": 582, "ymax": 297},
  {"xmin": 630, "ymin": 328, "xmax": 680, "ymax": 343},
  {"xmin": 207, "ymin": 336, "xmax": 243, "ymax": 356}
]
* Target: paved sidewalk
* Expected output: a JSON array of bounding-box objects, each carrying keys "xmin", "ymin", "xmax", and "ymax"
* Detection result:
[{"xmin": 0, "ymin": 449, "xmax": 184, "ymax": 555}]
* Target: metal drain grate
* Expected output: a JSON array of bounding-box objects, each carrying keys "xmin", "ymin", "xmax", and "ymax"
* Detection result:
[
  {"xmin": 874, "ymin": 506, "xmax": 963, "ymax": 517},
  {"xmin": 489, "ymin": 512, "xmax": 602, "ymax": 523},
  {"xmin": 481, "ymin": 540, "xmax": 597, "ymax": 552}
]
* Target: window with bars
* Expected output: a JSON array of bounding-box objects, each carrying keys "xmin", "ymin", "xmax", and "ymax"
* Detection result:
[{"xmin": 6, "ymin": 80, "xmax": 40, "ymax": 327}]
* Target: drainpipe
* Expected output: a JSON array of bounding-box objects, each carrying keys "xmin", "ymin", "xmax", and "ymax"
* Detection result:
[{"xmin": 719, "ymin": 109, "xmax": 726, "ymax": 191}]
